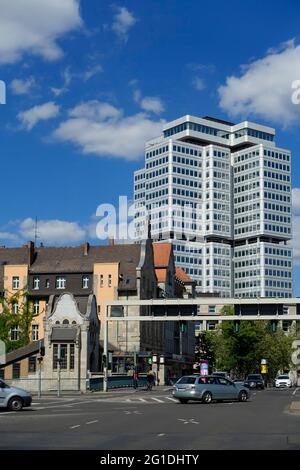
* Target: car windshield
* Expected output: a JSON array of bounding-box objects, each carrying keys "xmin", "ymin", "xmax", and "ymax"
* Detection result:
[
  {"xmin": 0, "ymin": 379, "xmax": 8, "ymax": 388},
  {"xmin": 247, "ymin": 375, "xmax": 261, "ymax": 380},
  {"xmin": 277, "ymin": 375, "xmax": 289, "ymax": 379},
  {"xmin": 177, "ymin": 377, "xmax": 196, "ymax": 385}
]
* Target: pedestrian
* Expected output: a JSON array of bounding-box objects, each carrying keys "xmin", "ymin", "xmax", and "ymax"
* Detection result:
[
  {"xmin": 133, "ymin": 370, "xmax": 139, "ymax": 390},
  {"xmin": 146, "ymin": 370, "xmax": 155, "ymax": 391}
]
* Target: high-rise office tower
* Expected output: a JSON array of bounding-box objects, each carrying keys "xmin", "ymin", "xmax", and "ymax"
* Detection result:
[{"xmin": 134, "ymin": 115, "xmax": 293, "ymax": 298}]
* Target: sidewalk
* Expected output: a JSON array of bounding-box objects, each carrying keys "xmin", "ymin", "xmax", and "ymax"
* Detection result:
[{"xmin": 32, "ymin": 385, "xmax": 171, "ymax": 398}]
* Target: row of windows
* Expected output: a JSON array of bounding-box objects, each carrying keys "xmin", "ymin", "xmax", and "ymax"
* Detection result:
[
  {"xmin": 263, "ymin": 171, "xmax": 290, "ymax": 182},
  {"xmin": 264, "ymin": 224, "xmax": 291, "ymax": 234},
  {"xmin": 263, "ymin": 160, "xmax": 290, "ymax": 172},
  {"xmin": 234, "ymin": 171, "xmax": 260, "ymax": 184},
  {"xmin": 173, "ymin": 166, "xmax": 200, "ymax": 177},
  {"xmin": 234, "ymin": 203, "xmax": 260, "ymax": 214},
  {"xmin": 145, "ymin": 156, "xmax": 169, "ymax": 169},
  {"xmin": 235, "ymin": 270, "xmax": 260, "ymax": 278},
  {"xmin": 172, "ymin": 177, "xmax": 200, "ymax": 188},
  {"xmin": 235, "ymin": 213, "xmax": 260, "ymax": 225},
  {"xmin": 264, "ymin": 181, "xmax": 290, "ymax": 192},
  {"xmin": 234, "ymin": 181, "xmax": 260, "ymax": 193},
  {"xmin": 264, "ymin": 192, "xmax": 291, "ymax": 203},
  {"xmin": 234, "ymin": 160, "xmax": 260, "ymax": 173},
  {"xmin": 264, "ymin": 213, "xmax": 291, "ymax": 224},
  {"xmin": 265, "ymin": 279, "xmax": 293, "ymax": 288},
  {"xmin": 145, "ymin": 145, "xmax": 169, "ymax": 159},
  {"xmin": 265, "ymin": 248, "xmax": 292, "ymax": 257},
  {"xmin": 265, "ymin": 269, "xmax": 292, "ymax": 277},
  {"xmin": 172, "ymin": 188, "xmax": 199, "ymax": 198},
  {"xmin": 235, "ymin": 224, "xmax": 260, "ymax": 235},
  {"xmin": 263, "ymin": 149, "xmax": 290, "ymax": 161},
  {"xmin": 234, "ymin": 150, "xmax": 260, "ymax": 163},
  {"xmin": 234, "ymin": 192, "xmax": 260, "ymax": 204},
  {"xmin": 146, "ymin": 188, "xmax": 169, "ymax": 200},
  {"xmin": 172, "ymin": 144, "xmax": 201, "ymax": 157},
  {"xmin": 264, "ymin": 203, "xmax": 291, "ymax": 213},
  {"xmin": 146, "ymin": 177, "xmax": 168, "ymax": 189},
  {"xmin": 172, "ymin": 154, "xmax": 200, "ymax": 166},
  {"xmin": 146, "ymin": 166, "xmax": 168, "ymax": 179}
]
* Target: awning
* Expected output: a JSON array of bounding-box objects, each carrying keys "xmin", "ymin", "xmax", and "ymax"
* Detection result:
[{"xmin": 51, "ymin": 327, "xmax": 77, "ymax": 342}]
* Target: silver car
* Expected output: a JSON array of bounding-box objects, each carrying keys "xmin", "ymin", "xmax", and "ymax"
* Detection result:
[
  {"xmin": 172, "ymin": 375, "xmax": 249, "ymax": 404},
  {"xmin": 0, "ymin": 379, "xmax": 32, "ymax": 411}
]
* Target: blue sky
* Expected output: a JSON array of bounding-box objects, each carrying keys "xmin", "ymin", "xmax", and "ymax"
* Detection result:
[{"xmin": 1, "ymin": 0, "xmax": 300, "ymax": 291}]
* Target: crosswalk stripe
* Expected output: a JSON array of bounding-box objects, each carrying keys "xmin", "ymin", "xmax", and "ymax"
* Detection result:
[
  {"xmin": 151, "ymin": 397, "xmax": 164, "ymax": 403},
  {"xmin": 166, "ymin": 397, "xmax": 177, "ymax": 402}
]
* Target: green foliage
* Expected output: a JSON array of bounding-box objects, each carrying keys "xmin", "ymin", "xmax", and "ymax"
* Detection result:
[
  {"xmin": 201, "ymin": 320, "xmax": 298, "ymax": 378},
  {"xmin": 0, "ymin": 290, "xmax": 37, "ymax": 353}
]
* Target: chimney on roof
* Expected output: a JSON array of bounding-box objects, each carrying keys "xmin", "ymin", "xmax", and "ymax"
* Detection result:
[
  {"xmin": 27, "ymin": 241, "xmax": 35, "ymax": 266},
  {"xmin": 108, "ymin": 238, "xmax": 115, "ymax": 246},
  {"xmin": 82, "ymin": 242, "xmax": 89, "ymax": 256}
]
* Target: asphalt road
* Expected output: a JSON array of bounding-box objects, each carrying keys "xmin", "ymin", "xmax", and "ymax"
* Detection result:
[{"xmin": 0, "ymin": 387, "xmax": 299, "ymax": 450}]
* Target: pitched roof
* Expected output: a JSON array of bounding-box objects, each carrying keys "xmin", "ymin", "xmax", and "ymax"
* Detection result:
[
  {"xmin": 2, "ymin": 340, "xmax": 42, "ymax": 366},
  {"xmin": 30, "ymin": 243, "xmax": 141, "ymax": 291},
  {"xmin": 153, "ymin": 243, "xmax": 172, "ymax": 268},
  {"xmin": 175, "ymin": 267, "xmax": 193, "ymax": 283}
]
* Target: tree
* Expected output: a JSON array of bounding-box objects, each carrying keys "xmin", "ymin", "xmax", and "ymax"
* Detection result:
[{"xmin": 0, "ymin": 290, "xmax": 37, "ymax": 353}]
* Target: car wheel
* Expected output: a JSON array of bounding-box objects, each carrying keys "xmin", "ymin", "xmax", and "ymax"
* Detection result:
[
  {"xmin": 202, "ymin": 391, "xmax": 212, "ymax": 404},
  {"xmin": 238, "ymin": 390, "xmax": 248, "ymax": 402},
  {"xmin": 179, "ymin": 398, "xmax": 188, "ymax": 404},
  {"xmin": 8, "ymin": 396, "xmax": 23, "ymax": 411}
]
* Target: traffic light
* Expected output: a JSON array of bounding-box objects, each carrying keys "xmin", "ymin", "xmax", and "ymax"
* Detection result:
[
  {"xmin": 102, "ymin": 354, "xmax": 107, "ymax": 367},
  {"xmin": 147, "ymin": 357, "xmax": 152, "ymax": 365},
  {"xmin": 234, "ymin": 321, "xmax": 240, "ymax": 333},
  {"xmin": 180, "ymin": 321, "xmax": 187, "ymax": 333},
  {"xmin": 40, "ymin": 345, "xmax": 45, "ymax": 357}
]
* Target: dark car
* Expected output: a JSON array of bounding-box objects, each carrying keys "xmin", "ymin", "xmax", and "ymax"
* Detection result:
[{"xmin": 244, "ymin": 374, "xmax": 265, "ymax": 390}]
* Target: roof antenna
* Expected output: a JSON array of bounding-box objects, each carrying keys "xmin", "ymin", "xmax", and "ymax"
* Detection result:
[{"xmin": 34, "ymin": 216, "xmax": 40, "ymax": 245}]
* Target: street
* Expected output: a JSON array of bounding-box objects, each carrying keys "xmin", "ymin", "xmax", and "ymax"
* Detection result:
[{"xmin": 0, "ymin": 387, "xmax": 300, "ymax": 450}]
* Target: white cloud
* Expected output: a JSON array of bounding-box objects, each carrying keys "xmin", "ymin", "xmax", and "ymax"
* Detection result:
[
  {"xmin": 0, "ymin": 231, "xmax": 20, "ymax": 242},
  {"xmin": 53, "ymin": 100, "xmax": 165, "ymax": 160},
  {"xmin": 10, "ymin": 77, "xmax": 36, "ymax": 95},
  {"xmin": 51, "ymin": 67, "xmax": 72, "ymax": 96},
  {"xmin": 218, "ymin": 40, "xmax": 300, "ymax": 126},
  {"xmin": 83, "ymin": 64, "xmax": 103, "ymax": 81},
  {"xmin": 19, "ymin": 218, "xmax": 86, "ymax": 244},
  {"xmin": 193, "ymin": 77, "xmax": 206, "ymax": 91},
  {"xmin": 112, "ymin": 6, "xmax": 137, "ymax": 41},
  {"xmin": 18, "ymin": 101, "xmax": 60, "ymax": 130},
  {"xmin": 132, "ymin": 86, "xmax": 164, "ymax": 115},
  {"xmin": 0, "ymin": 0, "xmax": 82, "ymax": 64},
  {"xmin": 140, "ymin": 97, "xmax": 164, "ymax": 114}
]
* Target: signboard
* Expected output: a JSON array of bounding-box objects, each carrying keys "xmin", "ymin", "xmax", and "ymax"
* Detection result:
[
  {"xmin": 261, "ymin": 364, "xmax": 268, "ymax": 374},
  {"xmin": 200, "ymin": 362, "xmax": 209, "ymax": 376}
]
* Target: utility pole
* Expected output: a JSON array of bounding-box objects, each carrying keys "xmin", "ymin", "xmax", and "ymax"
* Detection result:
[{"xmin": 57, "ymin": 345, "xmax": 61, "ymax": 398}]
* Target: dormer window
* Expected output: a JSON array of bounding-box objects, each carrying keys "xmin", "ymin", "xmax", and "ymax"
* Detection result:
[
  {"xmin": 82, "ymin": 275, "xmax": 89, "ymax": 289},
  {"xmin": 56, "ymin": 277, "xmax": 66, "ymax": 289},
  {"xmin": 33, "ymin": 276, "xmax": 40, "ymax": 290}
]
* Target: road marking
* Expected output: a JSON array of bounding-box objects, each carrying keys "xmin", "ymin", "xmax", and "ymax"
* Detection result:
[
  {"xmin": 158, "ymin": 433, "xmax": 165, "ymax": 436},
  {"xmin": 292, "ymin": 388, "xmax": 299, "ymax": 396},
  {"xmin": 86, "ymin": 420, "xmax": 98, "ymax": 425},
  {"xmin": 177, "ymin": 418, "xmax": 199, "ymax": 425},
  {"xmin": 31, "ymin": 403, "xmax": 40, "ymax": 406},
  {"xmin": 151, "ymin": 397, "xmax": 164, "ymax": 403},
  {"xmin": 70, "ymin": 425, "xmax": 81, "ymax": 429},
  {"xmin": 124, "ymin": 410, "xmax": 142, "ymax": 415},
  {"xmin": 138, "ymin": 398, "xmax": 147, "ymax": 402},
  {"xmin": 166, "ymin": 397, "xmax": 177, "ymax": 402}
]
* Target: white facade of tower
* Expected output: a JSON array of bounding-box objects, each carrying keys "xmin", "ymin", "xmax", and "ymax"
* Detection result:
[{"xmin": 134, "ymin": 115, "xmax": 293, "ymax": 298}]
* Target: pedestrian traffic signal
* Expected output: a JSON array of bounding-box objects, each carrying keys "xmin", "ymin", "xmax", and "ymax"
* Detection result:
[
  {"xmin": 40, "ymin": 345, "xmax": 45, "ymax": 357},
  {"xmin": 234, "ymin": 321, "xmax": 240, "ymax": 333},
  {"xmin": 102, "ymin": 354, "xmax": 107, "ymax": 366},
  {"xmin": 147, "ymin": 357, "xmax": 152, "ymax": 365}
]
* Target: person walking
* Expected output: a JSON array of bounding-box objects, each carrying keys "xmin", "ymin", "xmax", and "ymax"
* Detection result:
[
  {"xmin": 146, "ymin": 370, "xmax": 155, "ymax": 391},
  {"xmin": 133, "ymin": 370, "xmax": 139, "ymax": 390}
]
